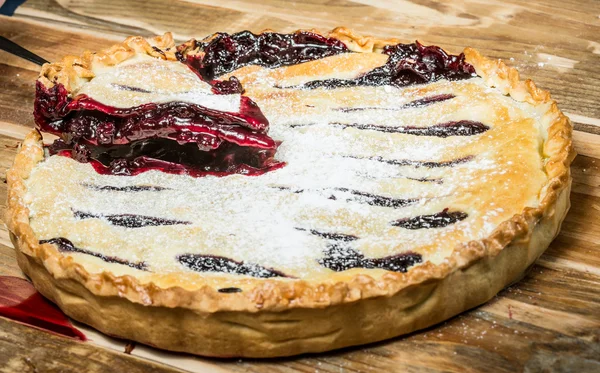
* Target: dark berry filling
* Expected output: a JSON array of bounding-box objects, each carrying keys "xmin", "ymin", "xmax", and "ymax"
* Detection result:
[
  {"xmin": 81, "ymin": 183, "xmax": 170, "ymax": 192},
  {"xmin": 50, "ymin": 137, "xmax": 284, "ymax": 177},
  {"xmin": 35, "ymin": 82, "xmax": 271, "ymax": 146},
  {"xmin": 178, "ymin": 254, "xmax": 289, "ymax": 278},
  {"xmin": 295, "ymin": 228, "xmax": 359, "ymax": 242},
  {"xmin": 73, "ymin": 210, "xmax": 191, "ymax": 228},
  {"xmin": 302, "ymin": 228, "xmax": 422, "ymax": 273},
  {"xmin": 335, "ymin": 93, "xmax": 456, "ymax": 112},
  {"xmin": 40, "ymin": 238, "xmax": 148, "ymax": 270},
  {"xmin": 34, "ymin": 81, "xmax": 281, "ymax": 177},
  {"xmin": 292, "ymin": 120, "xmax": 489, "ymax": 137},
  {"xmin": 280, "ymin": 42, "xmax": 475, "ymax": 89},
  {"xmin": 407, "ymin": 177, "xmax": 443, "ymax": 184},
  {"xmin": 210, "ymin": 76, "xmax": 245, "ymax": 95},
  {"xmin": 182, "ymin": 30, "xmax": 349, "ymax": 81},
  {"xmin": 350, "ymin": 155, "xmax": 474, "ymax": 168},
  {"xmin": 334, "ymin": 188, "xmax": 418, "ymax": 208},
  {"xmin": 271, "ymin": 186, "xmax": 418, "ymax": 209},
  {"xmin": 392, "ymin": 208, "xmax": 468, "ymax": 229},
  {"xmin": 218, "ymin": 287, "xmax": 243, "ymax": 293},
  {"xmin": 110, "ymin": 83, "xmax": 153, "ymax": 93},
  {"xmin": 319, "ymin": 244, "xmax": 422, "ymax": 273}
]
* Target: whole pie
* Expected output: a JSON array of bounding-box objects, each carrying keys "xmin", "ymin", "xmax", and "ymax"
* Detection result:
[{"xmin": 6, "ymin": 28, "xmax": 574, "ymax": 357}]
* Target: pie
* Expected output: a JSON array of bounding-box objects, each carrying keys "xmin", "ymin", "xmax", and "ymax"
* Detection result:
[{"xmin": 6, "ymin": 28, "xmax": 574, "ymax": 357}]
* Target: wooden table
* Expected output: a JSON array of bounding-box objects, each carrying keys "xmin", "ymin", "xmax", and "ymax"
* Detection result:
[{"xmin": 1, "ymin": 1, "xmax": 599, "ymax": 372}]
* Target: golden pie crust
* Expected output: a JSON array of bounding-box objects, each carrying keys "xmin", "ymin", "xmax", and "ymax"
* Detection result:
[{"xmin": 6, "ymin": 28, "xmax": 574, "ymax": 357}]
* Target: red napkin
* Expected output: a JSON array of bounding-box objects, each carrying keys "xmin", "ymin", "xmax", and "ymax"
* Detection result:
[{"xmin": 0, "ymin": 276, "xmax": 86, "ymax": 340}]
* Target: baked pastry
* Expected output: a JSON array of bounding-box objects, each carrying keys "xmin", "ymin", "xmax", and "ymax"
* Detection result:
[{"xmin": 6, "ymin": 28, "xmax": 574, "ymax": 358}]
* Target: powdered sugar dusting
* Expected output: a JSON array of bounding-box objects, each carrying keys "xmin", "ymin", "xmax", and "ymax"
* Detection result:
[
  {"xmin": 25, "ymin": 59, "xmax": 548, "ymax": 280},
  {"xmin": 79, "ymin": 55, "xmax": 241, "ymax": 112}
]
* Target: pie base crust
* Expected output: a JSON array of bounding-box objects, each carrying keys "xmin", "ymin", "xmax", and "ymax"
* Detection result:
[{"xmin": 6, "ymin": 28, "xmax": 574, "ymax": 358}]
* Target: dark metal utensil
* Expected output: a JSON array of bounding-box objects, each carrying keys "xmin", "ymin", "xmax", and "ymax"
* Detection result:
[{"xmin": 0, "ymin": 35, "xmax": 49, "ymax": 66}]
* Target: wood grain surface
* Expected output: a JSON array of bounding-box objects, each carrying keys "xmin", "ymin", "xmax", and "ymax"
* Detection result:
[{"xmin": 1, "ymin": 1, "xmax": 599, "ymax": 372}]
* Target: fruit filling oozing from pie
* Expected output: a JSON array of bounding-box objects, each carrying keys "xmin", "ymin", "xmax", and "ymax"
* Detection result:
[{"xmin": 28, "ymin": 31, "xmax": 548, "ymax": 282}]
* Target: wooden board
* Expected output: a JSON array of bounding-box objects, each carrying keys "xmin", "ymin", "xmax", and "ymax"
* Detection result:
[{"xmin": 1, "ymin": 1, "xmax": 599, "ymax": 372}]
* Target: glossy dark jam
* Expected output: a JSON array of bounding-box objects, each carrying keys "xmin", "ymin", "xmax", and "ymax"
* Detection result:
[
  {"xmin": 272, "ymin": 186, "xmax": 418, "ymax": 209},
  {"xmin": 334, "ymin": 188, "xmax": 418, "ymax": 208},
  {"xmin": 218, "ymin": 287, "xmax": 243, "ymax": 293},
  {"xmin": 319, "ymin": 244, "xmax": 422, "ymax": 273},
  {"xmin": 292, "ymin": 120, "xmax": 489, "ymax": 138},
  {"xmin": 81, "ymin": 183, "xmax": 170, "ymax": 192},
  {"xmin": 111, "ymin": 83, "xmax": 152, "ymax": 93},
  {"xmin": 35, "ymin": 82, "xmax": 271, "ymax": 147},
  {"xmin": 73, "ymin": 210, "xmax": 191, "ymax": 228},
  {"xmin": 50, "ymin": 136, "xmax": 284, "ymax": 176},
  {"xmin": 304, "ymin": 228, "xmax": 422, "ymax": 272},
  {"xmin": 336, "ymin": 94, "xmax": 456, "ymax": 112},
  {"xmin": 210, "ymin": 76, "xmax": 245, "ymax": 95},
  {"xmin": 285, "ymin": 42, "xmax": 475, "ymax": 89},
  {"xmin": 34, "ymin": 81, "xmax": 282, "ymax": 177},
  {"xmin": 182, "ymin": 30, "xmax": 349, "ymax": 81},
  {"xmin": 40, "ymin": 237, "xmax": 148, "ymax": 270},
  {"xmin": 296, "ymin": 227, "xmax": 359, "ymax": 242},
  {"xmin": 353, "ymin": 155, "xmax": 475, "ymax": 168},
  {"xmin": 178, "ymin": 253, "xmax": 289, "ymax": 278},
  {"xmin": 392, "ymin": 208, "xmax": 468, "ymax": 229}
]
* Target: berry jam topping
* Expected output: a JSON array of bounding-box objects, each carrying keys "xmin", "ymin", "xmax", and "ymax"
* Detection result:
[
  {"xmin": 218, "ymin": 287, "xmax": 243, "ymax": 293},
  {"xmin": 49, "ymin": 138, "xmax": 284, "ymax": 177},
  {"xmin": 281, "ymin": 42, "xmax": 475, "ymax": 89},
  {"xmin": 350, "ymin": 155, "xmax": 474, "ymax": 168},
  {"xmin": 319, "ymin": 244, "xmax": 422, "ymax": 273},
  {"xmin": 210, "ymin": 76, "xmax": 245, "ymax": 95},
  {"xmin": 392, "ymin": 208, "xmax": 468, "ymax": 229},
  {"xmin": 178, "ymin": 254, "xmax": 289, "ymax": 278},
  {"xmin": 295, "ymin": 228, "xmax": 359, "ymax": 242},
  {"xmin": 335, "ymin": 93, "xmax": 456, "ymax": 112},
  {"xmin": 40, "ymin": 238, "xmax": 148, "ymax": 270},
  {"xmin": 34, "ymin": 80, "xmax": 281, "ymax": 177},
  {"xmin": 305, "ymin": 228, "xmax": 422, "ymax": 273},
  {"xmin": 407, "ymin": 177, "xmax": 443, "ymax": 184},
  {"xmin": 182, "ymin": 30, "xmax": 349, "ymax": 81},
  {"xmin": 73, "ymin": 210, "xmax": 191, "ymax": 228},
  {"xmin": 272, "ymin": 186, "xmax": 418, "ymax": 209},
  {"xmin": 292, "ymin": 120, "xmax": 489, "ymax": 137},
  {"xmin": 35, "ymin": 82, "xmax": 271, "ymax": 147},
  {"xmin": 334, "ymin": 188, "xmax": 418, "ymax": 208},
  {"xmin": 111, "ymin": 83, "xmax": 153, "ymax": 93},
  {"xmin": 81, "ymin": 183, "xmax": 170, "ymax": 192}
]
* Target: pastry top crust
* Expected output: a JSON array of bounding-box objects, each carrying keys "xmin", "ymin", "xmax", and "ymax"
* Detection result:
[
  {"xmin": 39, "ymin": 33, "xmax": 177, "ymax": 93},
  {"xmin": 8, "ymin": 28, "xmax": 574, "ymax": 313}
]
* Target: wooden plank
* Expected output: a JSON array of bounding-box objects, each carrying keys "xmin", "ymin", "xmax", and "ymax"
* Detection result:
[
  {"xmin": 573, "ymin": 131, "xmax": 600, "ymax": 159},
  {"xmin": 0, "ymin": 122, "xmax": 35, "ymax": 141},
  {"xmin": 567, "ymin": 113, "xmax": 600, "ymax": 131},
  {"xmin": 0, "ymin": 317, "xmax": 187, "ymax": 373},
  {"xmin": 571, "ymin": 154, "xmax": 600, "ymax": 198}
]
